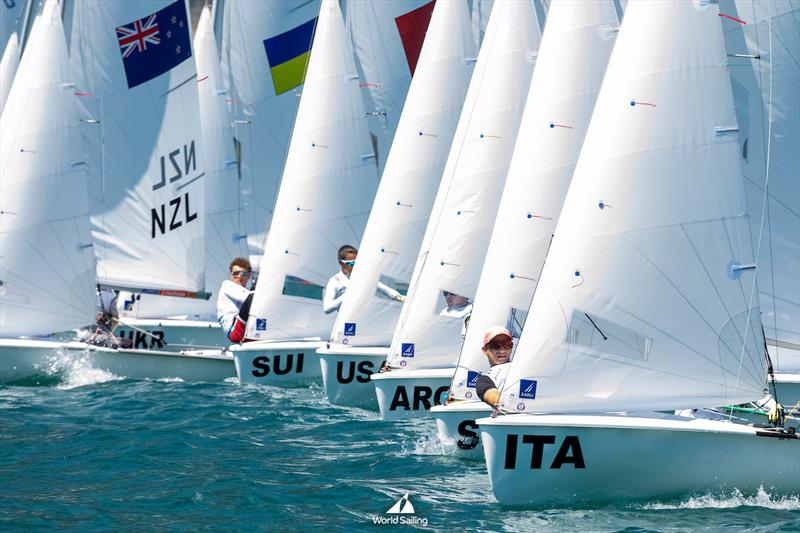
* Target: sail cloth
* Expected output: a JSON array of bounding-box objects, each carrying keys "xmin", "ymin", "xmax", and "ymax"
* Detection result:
[
  {"xmin": 0, "ymin": 0, "xmax": 25, "ymax": 53},
  {"xmin": 0, "ymin": 31, "xmax": 20, "ymax": 115},
  {"xmin": 64, "ymin": 0, "xmax": 206, "ymax": 296},
  {"xmin": 219, "ymin": 0, "xmax": 321, "ymax": 262},
  {"xmin": 0, "ymin": 0, "xmax": 95, "ymax": 336},
  {"xmin": 330, "ymin": 0, "xmax": 478, "ymax": 347},
  {"xmin": 499, "ymin": 0, "xmax": 767, "ymax": 415},
  {"xmin": 448, "ymin": 0, "xmax": 619, "ymax": 402},
  {"xmin": 385, "ymin": 0, "xmax": 542, "ymax": 370},
  {"xmin": 244, "ymin": 0, "xmax": 379, "ymax": 341},
  {"xmin": 344, "ymin": 0, "xmax": 434, "ymax": 174},
  {"xmin": 721, "ymin": 0, "xmax": 800, "ymax": 374}
]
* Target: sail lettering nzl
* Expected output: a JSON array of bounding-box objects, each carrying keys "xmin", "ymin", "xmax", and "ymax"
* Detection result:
[{"xmin": 151, "ymin": 140, "xmax": 199, "ymax": 238}]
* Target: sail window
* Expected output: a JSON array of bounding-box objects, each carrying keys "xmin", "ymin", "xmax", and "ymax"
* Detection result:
[
  {"xmin": 566, "ymin": 309, "xmax": 652, "ymax": 361},
  {"xmin": 282, "ymin": 275, "xmax": 324, "ymax": 300}
]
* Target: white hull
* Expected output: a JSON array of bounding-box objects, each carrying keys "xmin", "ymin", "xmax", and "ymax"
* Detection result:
[
  {"xmin": 773, "ymin": 374, "xmax": 800, "ymax": 410},
  {"xmin": 317, "ymin": 345, "xmax": 387, "ymax": 408},
  {"xmin": 372, "ymin": 367, "xmax": 454, "ymax": 420},
  {"xmin": 80, "ymin": 345, "xmax": 235, "ymax": 382},
  {"xmin": 231, "ymin": 340, "xmax": 324, "ymax": 387},
  {"xmin": 479, "ymin": 412, "xmax": 800, "ymax": 506},
  {"xmin": 0, "ymin": 338, "xmax": 108, "ymax": 384},
  {"xmin": 430, "ymin": 400, "xmax": 493, "ymax": 457},
  {"xmin": 114, "ymin": 318, "xmax": 224, "ymax": 351}
]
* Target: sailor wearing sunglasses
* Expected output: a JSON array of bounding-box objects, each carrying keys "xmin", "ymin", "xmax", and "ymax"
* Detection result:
[
  {"xmin": 217, "ymin": 257, "xmax": 254, "ymax": 342},
  {"xmin": 475, "ymin": 326, "xmax": 514, "ymax": 410},
  {"xmin": 322, "ymin": 244, "xmax": 405, "ymax": 315}
]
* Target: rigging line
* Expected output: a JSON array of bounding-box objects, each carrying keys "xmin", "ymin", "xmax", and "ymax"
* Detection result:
[
  {"xmin": 731, "ymin": 3, "xmax": 775, "ymax": 422},
  {"xmin": 160, "ymin": 73, "xmax": 197, "ymax": 97},
  {"xmin": 583, "ymin": 312, "xmax": 607, "ymax": 341}
]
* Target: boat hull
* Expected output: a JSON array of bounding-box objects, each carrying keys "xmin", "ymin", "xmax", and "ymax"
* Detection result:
[
  {"xmin": 430, "ymin": 401, "xmax": 493, "ymax": 457},
  {"xmin": 317, "ymin": 345, "xmax": 387, "ymax": 408},
  {"xmin": 372, "ymin": 368, "xmax": 454, "ymax": 420},
  {"xmin": 0, "ymin": 339, "xmax": 100, "ymax": 384},
  {"xmin": 114, "ymin": 319, "xmax": 224, "ymax": 351},
  {"xmin": 231, "ymin": 340, "xmax": 323, "ymax": 386},
  {"xmin": 478, "ymin": 412, "xmax": 800, "ymax": 506},
  {"xmin": 83, "ymin": 346, "xmax": 235, "ymax": 382}
]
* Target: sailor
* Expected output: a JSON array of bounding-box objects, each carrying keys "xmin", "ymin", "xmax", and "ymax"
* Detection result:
[
  {"xmin": 475, "ymin": 326, "xmax": 514, "ymax": 409},
  {"xmin": 217, "ymin": 257, "xmax": 253, "ymax": 342},
  {"xmin": 439, "ymin": 291, "xmax": 472, "ymax": 338},
  {"xmin": 323, "ymin": 244, "xmax": 404, "ymax": 314}
]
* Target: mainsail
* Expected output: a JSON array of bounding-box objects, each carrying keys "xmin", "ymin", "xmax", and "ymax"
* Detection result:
[
  {"xmin": 500, "ymin": 0, "xmax": 767, "ymax": 414},
  {"xmin": 449, "ymin": 0, "xmax": 619, "ymax": 401},
  {"xmin": 244, "ymin": 0, "xmax": 378, "ymax": 341},
  {"xmin": 0, "ymin": 0, "xmax": 95, "ymax": 336},
  {"xmin": 330, "ymin": 0, "xmax": 477, "ymax": 347},
  {"xmin": 385, "ymin": 0, "xmax": 541, "ymax": 370},
  {"xmin": 64, "ymin": 0, "xmax": 207, "ymax": 296}
]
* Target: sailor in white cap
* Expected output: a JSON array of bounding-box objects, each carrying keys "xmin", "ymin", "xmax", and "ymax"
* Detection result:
[{"xmin": 475, "ymin": 326, "xmax": 514, "ymax": 409}]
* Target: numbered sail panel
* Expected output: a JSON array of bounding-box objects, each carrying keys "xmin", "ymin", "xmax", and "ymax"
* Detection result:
[
  {"xmin": 331, "ymin": 0, "xmax": 479, "ymax": 347},
  {"xmin": 0, "ymin": 1, "xmax": 95, "ymax": 336},
  {"xmin": 450, "ymin": 0, "xmax": 619, "ymax": 401},
  {"xmin": 64, "ymin": 0, "xmax": 206, "ymax": 294}
]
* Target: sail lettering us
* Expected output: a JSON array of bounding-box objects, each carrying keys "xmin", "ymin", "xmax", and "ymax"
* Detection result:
[{"xmin": 151, "ymin": 140, "xmax": 200, "ymax": 238}]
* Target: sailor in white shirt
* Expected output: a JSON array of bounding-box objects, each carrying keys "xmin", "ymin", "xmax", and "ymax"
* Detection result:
[
  {"xmin": 475, "ymin": 326, "xmax": 514, "ymax": 409},
  {"xmin": 323, "ymin": 245, "xmax": 404, "ymax": 314},
  {"xmin": 217, "ymin": 257, "xmax": 253, "ymax": 341},
  {"xmin": 439, "ymin": 291, "xmax": 472, "ymax": 338}
]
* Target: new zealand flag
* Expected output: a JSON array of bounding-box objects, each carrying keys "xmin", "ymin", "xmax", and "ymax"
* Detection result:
[{"xmin": 116, "ymin": 0, "xmax": 192, "ymax": 89}]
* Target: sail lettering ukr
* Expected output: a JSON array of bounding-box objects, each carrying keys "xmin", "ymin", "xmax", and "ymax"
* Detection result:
[
  {"xmin": 0, "ymin": 0, "xmax": 96, "ymax": 336},
  {"xmin": 243, "ymin": 0, "xmax": 379, "ymax": 341},
  {"xmin": 330, "ymin": 0, "xmax": 478, "ymax": 348},
  {"xmin": 64, "ymin": 0, "xmax": 207, "ymax": 297},
  {"xmin": 385, "ymin": 0, "xmax": 541, "ymax": 370},
  {"xmin": 499, "ymin": 0, "xmax": 767, "ymax": 415},
  {"xmin": 448, "ymin": 0, "xmax": 620, "ymax": 402}
]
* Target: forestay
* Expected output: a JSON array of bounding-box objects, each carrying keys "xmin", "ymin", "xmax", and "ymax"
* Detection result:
[
  {"xmin": 0, "ymin": 0, "xmax": 95, "ymax": 336},
  {"xmin": 721, "ymin": 0, "xmax": 799, "ymax": 374},
  {"xmin": 244, "ymin": 0, "xmax": 378, "ymax": 341},
  {"xmin": 344, "ymin": 0, "xmax": 434, "ymax": 175},
  {"xmin": 385, "ymin": 0, "xmax": 541, "ymax": 370},
  {"xmin": 330, "ymin": 0, "xmax": 477, "ymax": 347},
  {"xmin": 449, "ymin": 0, "xmax": 619, "ymax": 401},
  {"xmin": 219, "ymin": 0, "xmax": 321, "ymax": 261},
  {"xmin": 64, "ymin": 0, "xmax": 206, "ymax": 296},
  {"xmin": 499, "ymin": 0, "xmax": 767, "ymax": 415}
]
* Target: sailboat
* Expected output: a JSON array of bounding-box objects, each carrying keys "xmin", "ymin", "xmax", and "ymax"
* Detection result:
[
  {"xmin": 371, "ymin": 0, "xmax": 542, "ymax": 420},
  {"xmin": 232, "ymin": 0, "xmax": 379, "ymax": 386},
  {"xmin": 477, "ymin": 0, "xmax": 798, "ymax": 505},
  {"xmin": 431, "ymin": 0, "xmax": 619, "ymax": 452},
  {"xmin": 109, "ymin": 1, "xmax": 249, "ymax": 353},
  {"xmin": 317, "ymin": 0, "xmax": 477, "ymax": 408},
  {"xmin": 61, "ymin": 0, "xmax": 234, "ymax": 381},
  {"xmin": 720, "ymin": 0, "xmax": 799, "ymax": 410},
  {"xmin": 0, "ymin": 0, "xmax": 108, "ymax": 383},
  {"xmin": 218, "ymin": 0, "xmax": 321, "ymax": 265}
]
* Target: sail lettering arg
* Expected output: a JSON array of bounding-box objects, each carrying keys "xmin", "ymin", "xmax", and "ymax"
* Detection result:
[{"xmin": 116, "ymin": 0, "xmax": 192, "ymax": 89}]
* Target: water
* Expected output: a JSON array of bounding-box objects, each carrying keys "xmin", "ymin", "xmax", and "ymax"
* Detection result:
[{"xmin": 1, "ymin": 365, "xmax": 798, "ymax": 532}]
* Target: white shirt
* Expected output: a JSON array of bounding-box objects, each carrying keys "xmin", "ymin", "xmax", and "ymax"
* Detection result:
[
  {"xmin": 217, "ymin": 279, "xmax": 251, "ymax": 331},
  {"xmin": 323, "ymin": 270, "xmax": 401, "ymax": 314},
  {"xmin": 484, "ymin": 361, "xmax": 511, "ymax": 391},
  {"xmin": 440, "ymin": 303, "xmax": 472, "ymax": 338}
]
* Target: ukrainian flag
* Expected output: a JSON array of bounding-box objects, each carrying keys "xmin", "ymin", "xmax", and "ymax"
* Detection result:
[{"xmin": 263, "ymin": 17, "xmax": 318, "ymax": 95}]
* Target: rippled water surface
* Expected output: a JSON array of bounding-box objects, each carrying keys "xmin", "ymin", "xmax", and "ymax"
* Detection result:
[{"xmin": 1, "ymin": 365, "xmax": 798, "ymax": 532}]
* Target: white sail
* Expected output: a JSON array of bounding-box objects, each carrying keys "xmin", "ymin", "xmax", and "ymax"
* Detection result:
[
  {"xmin": 64, "ymin": 0, "xmax": 206, "ymax": 296},
  {"xmin": 449, "ymin": 0, "xmax": 619, "ymax": 401},
  {"xmin": 219, "ymin": 0, "xmax": 321, "ymax": 262},
  {"xmin": 0, "ymin": 31, "xmax": 20, "ymax": 115},
  {"xmin": 721, "ymin": 0, "xmax": 799, "ymax": 374},
  {"xmin": 244, "ymin": 0, "xmax": 379, "ymax": 341},
  {"xmin": 344, "ymin": 0, "xmax": 434, "ymax": 174},
  {"xmin": 385, "ymin": 0, "xmax": 541, "ymax": 370},
  {"xmin": 500, "ymin": 0, "xmax": 766, "ymax": 415},
  {"xmin": 0, "ymin": 0, "xmax": 95, "ymax": 336},
  {"xmin": 330, "ymin": 0, "xmax": 477, "ymax": 347}
]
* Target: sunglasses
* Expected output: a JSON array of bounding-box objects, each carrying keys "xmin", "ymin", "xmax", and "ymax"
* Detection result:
[
  {"xmin": 486, "ymin": 340, "xmax": 513, "ymax": 350},
  {"xmin": 340, "ymin": 260, "xmax": 356, "ymax": 267},
  {"xmin": 231, "ymin": 270, "xmax": 251, "ymax": 277}
]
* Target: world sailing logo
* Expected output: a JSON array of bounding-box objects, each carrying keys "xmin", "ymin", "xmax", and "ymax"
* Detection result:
[{"xmin": 371, "ymin": 492, "xmax": 428, "ymax": 527}]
